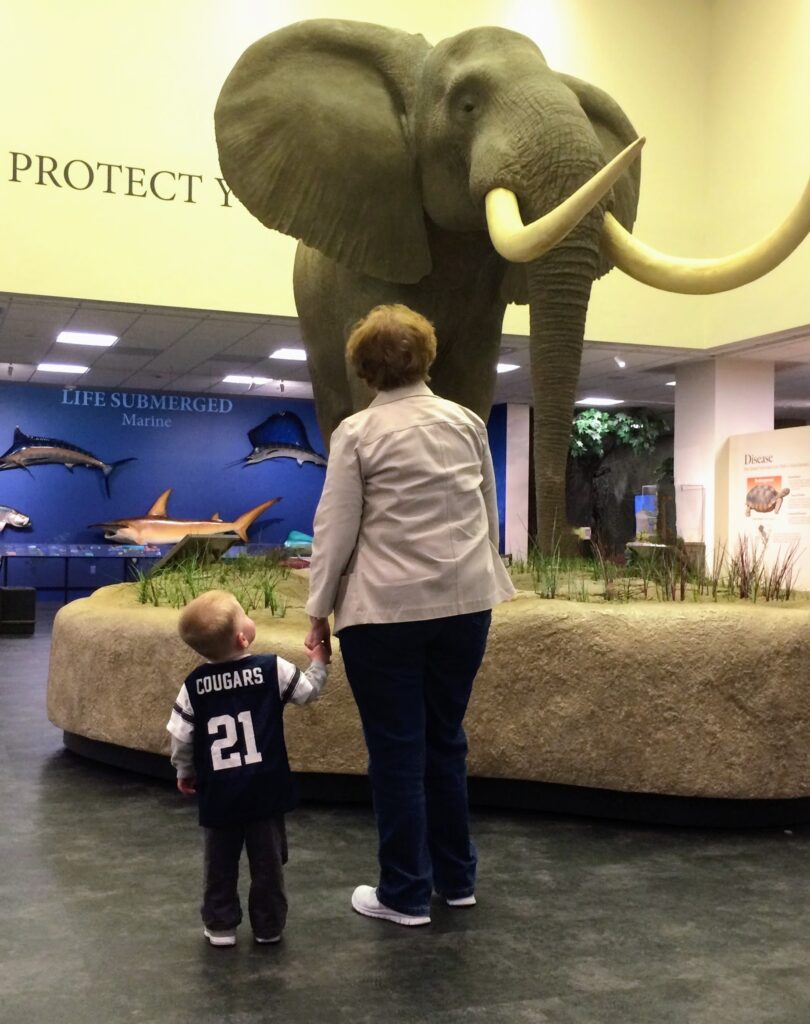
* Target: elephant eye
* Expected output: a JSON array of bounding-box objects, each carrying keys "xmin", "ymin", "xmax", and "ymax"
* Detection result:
[
  {"xmin": 447, "ymin": 78, "xmax": 484, "ymax": 124},
  {"xmin": 451, "ymin": 93, "xmax": 480, "ymax": 121},
  {"xmin": 447, "ymin": 74, "xmax": 485, "ymax": 121}
]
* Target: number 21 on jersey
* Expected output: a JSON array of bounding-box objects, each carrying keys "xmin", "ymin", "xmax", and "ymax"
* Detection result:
[{"xmin": 208, "ymin": 711, "xmax": 263, "ymax": 770}]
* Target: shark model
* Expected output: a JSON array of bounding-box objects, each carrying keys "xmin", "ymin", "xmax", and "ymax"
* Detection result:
[
  {"xmin": 0, "ymin": 427, "xmax": 135, "ymax": 496},
  {"xmin": 90, "ymin": 488, "xmax": 281, "ymax": 544},
  {"xmin": 0, "ymin": 504, "xmax": 31, "ymax": 533}
]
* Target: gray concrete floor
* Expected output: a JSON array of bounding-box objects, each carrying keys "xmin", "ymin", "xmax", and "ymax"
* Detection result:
[{"xmin": 2, "ymin": 605, "xmax": 810, "ymax": 1023}]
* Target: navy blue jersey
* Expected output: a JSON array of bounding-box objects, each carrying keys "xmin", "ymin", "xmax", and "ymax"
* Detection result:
[{"xmin": 182, "ymin": 654, "xmax": 297, "ymax": 828}]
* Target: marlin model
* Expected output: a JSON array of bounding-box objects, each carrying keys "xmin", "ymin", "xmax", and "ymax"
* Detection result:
[
  {"xmin": 239, "ymin": 411, "xmax": 327, "ymax": 468},
  {"xmin": 0, "ymin": 504, "xmax": 31, "ymax": 533},
  {"xmin": 0, "ymin": 427, "xmax": 135, "ymax": 496},
  {"xmin": 90, "ymin": 488, "xmax": 281, "ymax": 544}
]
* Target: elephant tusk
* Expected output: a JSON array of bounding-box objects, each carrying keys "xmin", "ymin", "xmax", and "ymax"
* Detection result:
[
  {"xmin": 603, "ymin": 175, "xmax": 810, "ymax": 293},
  {"xmin": 485, "ymin": 137, "xmax": 645, "ymax": 263}
]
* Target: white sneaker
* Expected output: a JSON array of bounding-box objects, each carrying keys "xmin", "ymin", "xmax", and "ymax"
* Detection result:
[
  {"xmin": 254, "ymin": 935, "xmax": 282, "ymax": 944},
  {"xmin": 203, "ymin": 927, "xmax": 236, "ymax": 947},
  {"xmin": 445, "ymin": 894, "xmax": 476, "ymax": 907},
  {"xmin": 351, "ymin": 885, "xmax": 430, "ymax": 926}
]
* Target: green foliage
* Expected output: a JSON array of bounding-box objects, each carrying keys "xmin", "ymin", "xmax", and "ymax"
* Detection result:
[
  {"xmin": 507, "ymin": 535, "xmax": 802, "ymax": 604},
  {"xmin": 134, "ymin": 553, "xmax": 289, "ymax": 614},
  {"xmin": 656, "ymin": 456, "xmax": 674, "ymax": 483},
  {"xmin": 570, "ymin": 409, "xmax": 669, "ymax": 460}
]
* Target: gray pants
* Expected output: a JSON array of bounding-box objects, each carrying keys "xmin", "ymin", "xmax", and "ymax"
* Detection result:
[{"xmin": 202, "ymin": 816, "xmax": 288, "ymax": 938}]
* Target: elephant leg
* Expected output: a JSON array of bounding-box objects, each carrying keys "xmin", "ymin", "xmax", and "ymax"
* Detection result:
[
  {"xmin": 400, "ymin": 255, "xmax": 507, "ymax": 420},
  {"xmin": 428, "ymin": 329, "xmax": 500, "ymax": 419},
  {"xmin": 294, "ymin": 245, "xmax": 356, "ymax": 444}
]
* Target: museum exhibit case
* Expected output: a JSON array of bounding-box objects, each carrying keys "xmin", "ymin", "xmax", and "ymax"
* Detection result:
[
  {"xmin": 213, "ymin": 18, "xmax": 810, "ymax": 555},
  {"xmin": 47, "ymin": 572, "xmax": 810, "ymax": 827},
  {"xmin": 6, "ymin": 6, "xmax": 809, "ymax": 832}
]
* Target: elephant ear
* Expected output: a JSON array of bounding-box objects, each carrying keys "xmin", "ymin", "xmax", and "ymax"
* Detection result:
[
  {"xmin": 557, "ymin": 73, "xmax": 641, "ymax": 279},
  {"xmin": 216, "ymin": 20, "xmax": 432, "ymax": 284}
]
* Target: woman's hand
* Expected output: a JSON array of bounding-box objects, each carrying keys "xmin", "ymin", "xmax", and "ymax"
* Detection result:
[{"xmin": 305, "ymin": 616, "xmax": 332, "ymax": 659}]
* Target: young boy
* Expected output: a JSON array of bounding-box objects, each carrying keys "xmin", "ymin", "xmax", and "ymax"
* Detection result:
[{"xmin": 167, "ymin": 589, "xmax": 329, "ymax": 948}]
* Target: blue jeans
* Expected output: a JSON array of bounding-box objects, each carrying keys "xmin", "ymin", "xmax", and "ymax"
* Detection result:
[{"xmin": 338, "ymin": 610, "xmax": 492, "ymax": 916}]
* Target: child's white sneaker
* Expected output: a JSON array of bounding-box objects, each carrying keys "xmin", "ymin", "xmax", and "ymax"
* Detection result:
[
  {"xmin": 203, "ymin": 927, "xmax": 236, "ymax": 947},
  {"xmin": 254, "ymin": 934, "xmax": 282, "ymax": 944},
  {"xmin": 351, "ymin": 885, "xmax": 430, "ymax": 926},
  {"xmin": 445, "ymin": 894, "xmax": 476, "ymax": 907}
]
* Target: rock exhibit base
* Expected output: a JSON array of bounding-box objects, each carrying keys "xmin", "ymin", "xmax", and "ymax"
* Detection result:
[{"xmin": 47, "ymin": 579, "xmax": 810, "ymax": 826}]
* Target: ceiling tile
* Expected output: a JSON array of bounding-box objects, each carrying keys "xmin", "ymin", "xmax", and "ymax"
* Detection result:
[
  {"xmin": 62, "ymin": 308, "xmax": 140, "ymax": 335},
  {"xmin": 143, "ymin": 334, "xmax": 239, "ymax": 372},
  {"xmin": 181, "ymin": 319, "xmax": 258, "ymax": 345},
  {"xmin": 91, "ymin": 352, "xmax": 154, "ymax": 371},
  {"xmin": 1, "ymin": 362, "xmax": 37, "ymax": 383},
  {"xmin": 0, "ymin": 340, "xmax": 52, "ymax": 361},
  {"xmin": 80, "ymin": 369, "xmax": 128, "ymax": 388},
  {"xmin": 121, "ymin": 313, "xmax": 203, "ymax": 346},
  {"xmin": 1, "ymin": 290, "xmax": 809, "ymax": 419}
]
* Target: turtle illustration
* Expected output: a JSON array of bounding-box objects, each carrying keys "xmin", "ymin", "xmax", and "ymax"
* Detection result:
[{"xmin": 744, "ymin": 483, "xmax": 790, "ymax": 516}]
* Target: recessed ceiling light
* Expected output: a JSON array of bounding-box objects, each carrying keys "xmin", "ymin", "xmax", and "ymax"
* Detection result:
[
  {"xmin": 665, "ymin": 380, "xmax": 677, "ymax": 387},
  {"xmin": 497, "ymin": 363, "xmax": 520, "ymax": 373},
  {"xmin": 575, "ymin": 396, "xmax": 623, "ymax": 407},
  {"xmin": 269, "ymin": 347, "xmax": 306, "ymax": 361},
  {"xmin": 613, "ymin": 356, "xmax": 626, "ymax": 368},
  {"xmin": 56, "ymin": 331, "xmax": 117, "ymax": 347},
  {"xmin": 37, "ymin": 362, "xmax": 89, "ymax": 374},
  {"xmin": 223, "ymin": 375, "xmax": 272, "ymax": 385}
]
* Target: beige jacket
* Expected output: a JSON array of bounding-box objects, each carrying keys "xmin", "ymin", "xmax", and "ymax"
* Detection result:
[{"xmin": 305, "ymin": 382, "xmax": 515, "ymax": 633}]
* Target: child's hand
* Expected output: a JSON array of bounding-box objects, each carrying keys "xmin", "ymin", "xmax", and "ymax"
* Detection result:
[
  {"xmin": 308, "ymin": 642, "xmax": 331, "ymax": 666},
  {"xmin": 177, "ymin": 776, "xmax": 197, "ymax": 796}
]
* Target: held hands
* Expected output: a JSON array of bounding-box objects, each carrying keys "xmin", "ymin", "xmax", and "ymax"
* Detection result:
[
  {"xmin": 305, "ymin": 615, "xmax": 332, "ymax": 663},
  {"xmin": 177, "ymin": 776, "xmax": 197, "ymax": 796}
]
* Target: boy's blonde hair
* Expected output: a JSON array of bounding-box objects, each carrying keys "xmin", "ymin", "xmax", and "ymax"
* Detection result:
[
  {"xmin": 346, "ymin": 304, "xmax": 437, "ymax": 391},
  {"xmin": 178, "ymin": 590, "xmax": 243, "ymax": 661}
]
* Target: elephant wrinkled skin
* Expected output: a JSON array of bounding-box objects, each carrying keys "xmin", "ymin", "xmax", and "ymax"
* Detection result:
[{"xmin": 215, "ymin": 19, "xmax": 809, "ymax": 551}]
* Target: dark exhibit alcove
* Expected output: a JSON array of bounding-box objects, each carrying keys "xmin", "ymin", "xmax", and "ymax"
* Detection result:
[{"xmin": 566, "ymin": 419, "xmax": 674, "ymax": 556}]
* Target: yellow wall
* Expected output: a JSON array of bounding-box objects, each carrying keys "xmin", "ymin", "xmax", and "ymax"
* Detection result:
[
  {"xmin": 702, "ymin": 0, "xmax": 810, "ymax": 346},
  {"xmin": 1, "ymin": 1, "xmax": 807, "ymax": 349}
]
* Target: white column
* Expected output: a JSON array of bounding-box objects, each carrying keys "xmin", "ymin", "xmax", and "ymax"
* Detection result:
[
  {"xmin": 504, "ymin": 404, "xmax": 531, "ymax": 560},
  {"xmin": 674, "ymin": 358, "xmax": 774, "ymax": 557}
]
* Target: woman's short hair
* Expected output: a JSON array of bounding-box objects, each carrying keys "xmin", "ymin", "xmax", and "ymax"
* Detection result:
[{"xmin": 346, "ymin": 304, "xmax": 437, "ymax": 391}]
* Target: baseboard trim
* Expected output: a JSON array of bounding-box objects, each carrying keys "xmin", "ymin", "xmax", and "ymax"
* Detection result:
[{"xmin": 62, "ymin": 732, "xmax": 810, "ymax": 828}]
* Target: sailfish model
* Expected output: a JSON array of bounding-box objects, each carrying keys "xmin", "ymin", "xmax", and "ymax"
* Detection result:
[
  {"xmin": 0, "ymin": 427, "xmax": 134, "ymax": 496},
  {"xmin": 90, "ymin": 489, "xmax": 281, "ymax": 544}
]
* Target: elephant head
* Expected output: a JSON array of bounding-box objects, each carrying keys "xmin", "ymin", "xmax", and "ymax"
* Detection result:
[{"xmin": 215, "ymin": 19, "xmax": 810, "ymax": 552}]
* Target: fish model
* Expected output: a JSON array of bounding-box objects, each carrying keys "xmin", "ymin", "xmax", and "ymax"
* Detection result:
[
  {"xmin": 0, "ymin": 504, "xmax": 31, "ymax": 533},
  {"xmin": 0, "ymin": 427, "xmax": 135, "ymax": 496},
  {"xmin": 240, "ymin": 411, "xmax": 327, "ymax": 467},
  {"xmin": 90, "ymin": 488, "xmax": 281, "ymax": 544}
]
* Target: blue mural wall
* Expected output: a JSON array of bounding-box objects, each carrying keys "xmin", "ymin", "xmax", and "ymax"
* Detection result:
[
  {"xmin": 0, "ymin": 381, "xmax": 327, "ymax": 547},
  {"xmin": 485, "ymin": 403, "xmax": 507, "ymax": 553},
  {"xmin": 0, "ymin": 382, "xmax": 509, "ymax": 596}
]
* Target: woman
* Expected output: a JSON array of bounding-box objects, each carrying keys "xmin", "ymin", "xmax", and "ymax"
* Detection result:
[{"xmin": 305, "ymin": 304, "xmax": 515, "ymax": 926}]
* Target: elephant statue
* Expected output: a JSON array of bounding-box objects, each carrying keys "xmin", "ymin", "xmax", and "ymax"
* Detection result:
[{"xmin": 215, "ymin": 19, "xmax": 810, "ymax": 552}]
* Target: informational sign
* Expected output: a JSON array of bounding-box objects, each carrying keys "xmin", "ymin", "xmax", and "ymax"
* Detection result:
[{"xmin": 725, "ymin": 426, "xmax": 810, "ymax": 589}]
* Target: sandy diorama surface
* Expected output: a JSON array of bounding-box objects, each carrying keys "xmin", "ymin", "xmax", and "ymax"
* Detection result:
[{"xmin": 47, "ymin": 569, "xmax": 810, "ymax": 801}]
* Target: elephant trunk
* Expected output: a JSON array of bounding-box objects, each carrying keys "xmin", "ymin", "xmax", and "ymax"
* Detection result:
[{"xmin": 526, "ymin": 222, "xmax": 601, "ymax": 553}]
